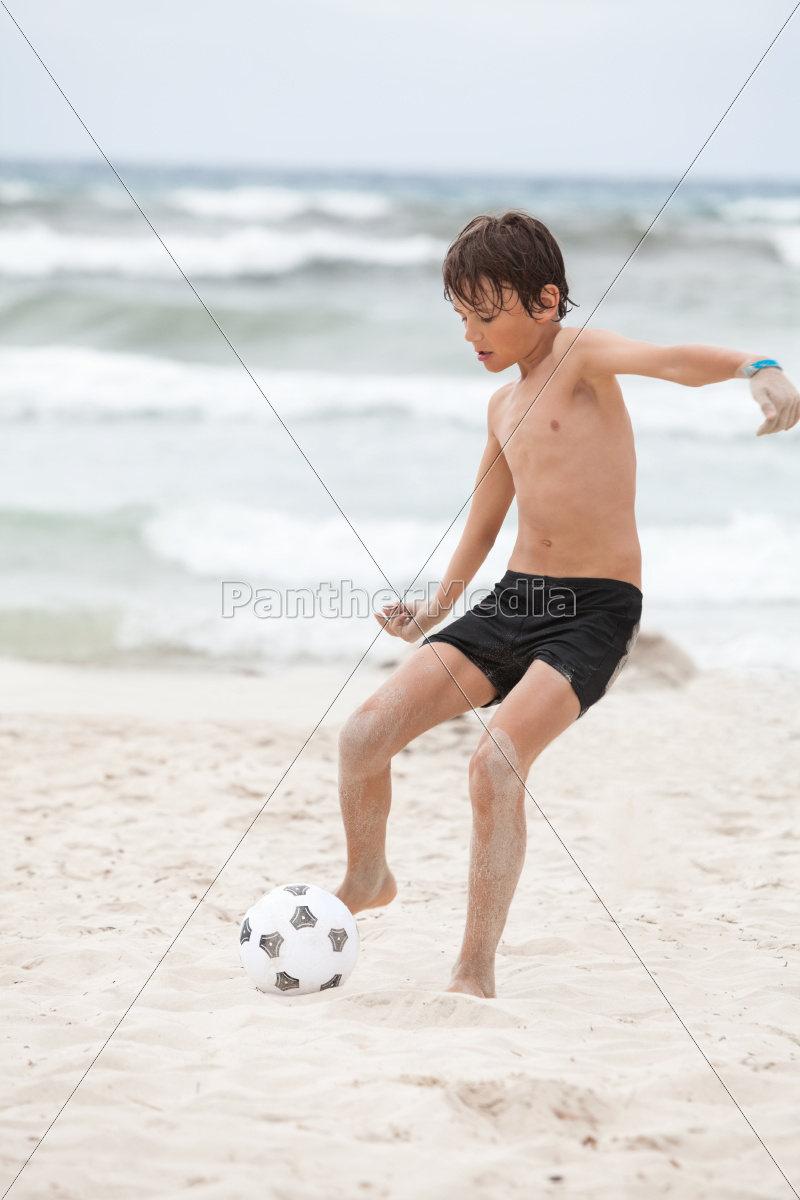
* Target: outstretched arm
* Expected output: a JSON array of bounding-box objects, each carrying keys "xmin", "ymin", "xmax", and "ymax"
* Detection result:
[
  {"xmin": 378, "ymin": 424, "xmax": 515, "ymax": 642},
  {"xmin": 579, "ymin": 330, "xmax": 800, "ymax": 436}
]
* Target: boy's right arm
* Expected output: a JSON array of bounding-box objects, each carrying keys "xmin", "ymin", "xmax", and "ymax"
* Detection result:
[
  {"xmin": 577, "ymin": 329, "xmax": 800, "ymax": 436},
  {"xmin": 378, "ymin": 411, "xmax": 515, "ymax": 642}
]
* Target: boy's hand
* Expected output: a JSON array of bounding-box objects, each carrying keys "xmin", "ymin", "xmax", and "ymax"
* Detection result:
[
  {"xmin": 375, "ymin": 598, "xmax": 441, "ymax": 643},
  {"xmin": 750, "ymin": 369, "xmax": 800, "ymax": 436}
]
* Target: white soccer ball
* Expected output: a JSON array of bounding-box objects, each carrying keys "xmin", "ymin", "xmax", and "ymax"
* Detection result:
[{"xmin": 239, "ymin": 884, "xmax": 359, "ymax": 995}]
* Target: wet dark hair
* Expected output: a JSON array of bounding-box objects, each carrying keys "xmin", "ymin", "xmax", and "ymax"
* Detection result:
[{"xmin": 443, "ymin": 210, "xmax": 575, "ymax": 322}]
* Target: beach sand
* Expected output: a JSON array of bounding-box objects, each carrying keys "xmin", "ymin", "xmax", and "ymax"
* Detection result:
[{"xmin": 1, "ymin": 643, "xmax": 799, "ymax": 1199}]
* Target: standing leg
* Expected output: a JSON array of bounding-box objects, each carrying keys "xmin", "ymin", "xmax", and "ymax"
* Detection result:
[
  {"xmin": 448, "ymin": 659, "xmax": 582, "ymax": 998},
  {"xmin": 337, "ymin": 643, "xmax": 497, "ymax": 914}
]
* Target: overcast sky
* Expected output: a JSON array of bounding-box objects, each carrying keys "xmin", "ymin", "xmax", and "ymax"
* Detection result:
[{"xmin": 0, "ymin": 0, "xmax": 798, "ymax": 177}]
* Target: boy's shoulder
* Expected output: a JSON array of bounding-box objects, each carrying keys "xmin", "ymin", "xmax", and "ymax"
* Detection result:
[
  {"xmin": 555, "ymin": 325, "xmax": 616, "ymax": 359},
  {"xmin": 554, "ymin": 326, "xmax": 633, "ymax": 381},
  {"xmin": 486, "ymin": 379, "xmax": 516, "ymax": 426},
  {"xmin": 488, "ymin": 379, "xmax": 516, "ymax": 404}
]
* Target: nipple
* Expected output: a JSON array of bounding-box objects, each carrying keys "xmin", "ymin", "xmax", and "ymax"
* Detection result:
[{"xmin": 550, "ymin": 420, "xmax": 560, "ymax": 431}]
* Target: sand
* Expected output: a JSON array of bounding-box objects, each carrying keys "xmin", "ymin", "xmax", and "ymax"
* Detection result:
[{"xmin": 1, "ymin": 646, "xmax": 799, "ymax": 1200}]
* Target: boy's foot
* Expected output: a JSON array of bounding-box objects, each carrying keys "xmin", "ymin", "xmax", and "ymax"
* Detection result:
[
  {"xmin": 446, "ymin": 967, "xmax": 496, "ymax": 999},
  {"xmin": 336, "ymin": 868, "xmax": 397, "ymax": 914}
]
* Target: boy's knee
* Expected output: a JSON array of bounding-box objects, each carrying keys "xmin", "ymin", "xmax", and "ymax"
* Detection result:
[
  {"xmin": 339, "ymin": 704, "xmax": 394, "ymax": 775},
  {"xmin": 469, "ymin": 730, "xmax": 526, "ymax": 804}
]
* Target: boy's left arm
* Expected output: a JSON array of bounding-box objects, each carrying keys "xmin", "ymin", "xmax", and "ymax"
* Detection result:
[{"xmin": 580, "ymin": 330, "xmax": 800, "ymax": 437}]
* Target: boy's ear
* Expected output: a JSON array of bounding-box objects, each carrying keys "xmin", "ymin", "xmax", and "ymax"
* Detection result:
[{"xmin": 536, "ymin": 284, "xmax": 561, "ymax": 321}]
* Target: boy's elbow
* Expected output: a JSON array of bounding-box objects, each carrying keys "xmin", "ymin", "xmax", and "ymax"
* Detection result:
[
  {"xmin": 667, "ymin": 346, "xmax": 732, "ymax": 387},
  {"xmin": 662, "ymin": 351, "xmax": 696, "ymax": 386},
  {"xmin": 475, "ymin": 527, "xmax": 499, "ymax": 553},
  {"xmin": 665, "ymin": 363, "xmax": 704, "ymax": 388}
]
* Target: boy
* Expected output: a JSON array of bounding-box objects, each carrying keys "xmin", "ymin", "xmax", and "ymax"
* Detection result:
[{"xmin": 335, "ymin": 211, "xmax": 799, "ymax": 998}]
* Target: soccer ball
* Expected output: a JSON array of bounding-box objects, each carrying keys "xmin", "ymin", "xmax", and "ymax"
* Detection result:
[{"xmin": 239, "ymin": 884, "xmax": 359, "ymax": 995}]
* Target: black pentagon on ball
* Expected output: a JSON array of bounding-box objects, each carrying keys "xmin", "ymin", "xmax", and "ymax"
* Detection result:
[
  {"xmin": 290, "ymin": 905, "xmax": 317, "ymax": 930},
  {"xmin": 275, "ymin": 971, "xmax": 300, "ymax": 991},
  {"xmin": 259, "ymin": 930, "xmax": 284, "ymax": 958},
  {"xmin": 328, "ymin": 927, "xmax": 348, "ymax": 952},
  {"xmin": 239, "ymin": 917, "xmax": 252, "ymax": 945},
  {"xmin": 283, "ymin": 884, "xmax": 309, "ymax": 896},
  {"xmin": 320, "ymin": 974, "xmax": 342, "ymax": 990}
]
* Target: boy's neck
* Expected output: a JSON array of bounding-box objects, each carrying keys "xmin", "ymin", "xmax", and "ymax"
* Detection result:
[{"xmin": 517, "ymin": 320, "xmax": 562, "ymax": 378}]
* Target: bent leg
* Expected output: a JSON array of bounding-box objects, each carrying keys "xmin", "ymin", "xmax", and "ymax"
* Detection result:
[
  {"xmin": 337, "ymin": 643, "xmax": 497, "ymax": 913},
  {"xmin": 448, "ymin": 659, "xmax": 581, "ymax": 998}
]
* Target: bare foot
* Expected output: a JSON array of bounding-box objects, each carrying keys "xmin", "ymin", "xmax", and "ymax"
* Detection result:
[
  {"xmin": 336, "ymin": 868, "xmax": 397, "ymax": 914},
  {"xmin": 446, "ymin": 968, "xmax": 496, "ymax": 999}
]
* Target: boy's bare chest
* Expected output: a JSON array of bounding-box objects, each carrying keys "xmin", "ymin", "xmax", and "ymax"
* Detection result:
[
  {"xmin": 493, "ymin": 375, "xmax": 636, "ymax": 509},
  {"xmin": 493, "ymin": 375, "xmax": 598, "ymax": 470}
]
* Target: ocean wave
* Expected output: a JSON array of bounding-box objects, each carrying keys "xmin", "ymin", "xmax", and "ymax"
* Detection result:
[
  {"xmin": 112, "ymin": 599, "xmax": 404, "ymax": 667},
  {"xmin": 686, "ymin": 213, "xmax": 800, "ymax": 267},
  {"xmin": 7, "ymin": 500, "xmax": 799, "ymax": 609},
  {"xmin": 13, "ymin": 589, "xmax": 798, "ymax": 671},
  {"xmin": 4, "ymin": 210, "xmax": 800, "ymax": 278},
  {"xmin": 142, "ymin": 502, "xmax": 800, "ymax": 606},
  {"xmin": 0, "ymin": 181, "xmax": 39, "ymax": 204},
  {"xmin": 719, "ymin": 197, "xmax": 800, "ymax": 224},
  {"xmin": 623, "ymin": 377, "xmax": 767, "ymax": 438},
  {"xmin": 0, "ymin": 346, "xmax": 488, "ymax": 424},
  {"xmin": 767, "ymin": 226, "xmax": 800, "ymax": 269},
  {"xmin": 166, "ymin": 185, "xmax": 391, "ymax": 222},
  {"xmin": 0, "ymin": 222, "xmax": 445, "ymax": 279},
  {"xmin": 0, "ymin": 345, "xmax": 770, "ymax": 436},
  {"xmin": 143, "ymin": 503, "xmax": 471, "ymax": 586},
  {"xmin": 2, "ymin": 501, "xmax": 800, "ymax": 670},
  {"xmin": 666, "ymin": 622, "xmax": 800, "ymax": 672},
  {"xmin": 641, "ymin": 513, "xmax": 800, "ymax": 603}
]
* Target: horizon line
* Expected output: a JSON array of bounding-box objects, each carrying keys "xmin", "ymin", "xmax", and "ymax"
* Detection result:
[{"xmin": 2, "ymin": 156, "xmax": 800, "ymax": 187}]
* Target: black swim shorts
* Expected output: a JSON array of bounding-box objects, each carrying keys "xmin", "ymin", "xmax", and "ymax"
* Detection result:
[{"xmin": 423, "ymin": 570, "xmax": 642, "ymax": 717}]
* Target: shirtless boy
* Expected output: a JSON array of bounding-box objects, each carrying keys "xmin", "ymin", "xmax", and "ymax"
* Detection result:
[{"xmin": 335, "ymin": 211, "xmax": 800, "ymax": 998}]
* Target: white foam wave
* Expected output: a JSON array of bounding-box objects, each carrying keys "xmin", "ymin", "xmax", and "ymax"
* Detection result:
[
  {"xmin": 641, "ymin": 513, "xmax": 800, "ymax": 603},
  {"xmin": 649, "ymin": 614, "xmax": 800, "ymax": 673},
  {"xmin": 0, "ymin": 345, "xmax": 773, "ymax": 436},
  {"xmin": 3, "ymin": 497, "xmax": 799, "ymax": 671},
  {"xmin": 167, "ymin": 185, "xmax": 391, "ymax": 222},
  {"xmin": 111, "ymin": 582, "xmax": 800, "ymax": 671},
  {"xmin": 0, "ymin": 346, "xmax": 488, "ymax": 424},
  {"xmin": 115, "ymin": 593, "xmax": 406, "ymax": 667},
  {"xmin": 720, "ymin": 197, "xmax": 800, "ymax": 224},
  {"xmin": 0, "ymin": 222, "xmax": 444, "ymax": 279},
  {"xmin": 0, "ymin": 181, "xmax": 39, "ymax": 204},
  {"xmin": 721, "ymin": 219, "xmax": 800, "ymax": 268},
  {"xmin": 138, "ymin": 503, "xmax": 800, "ymax": 670},
  {"xmin": 675, "ymin": 206, "xmax": 800, "ymax": 268},
  {"xmin": 143, "ymin": 503, "xmax": 475, "ymax": 586},
  {"xmin": 624, "ymin": 377, "xmax": 763, "ymax": 438},
  {"xmin": 143, "ymin": 502, "xmax": 800, "ymax": 608},
  {"xmin": 768, "ymin": 226, "xmax": 800, "ymax": 269}
]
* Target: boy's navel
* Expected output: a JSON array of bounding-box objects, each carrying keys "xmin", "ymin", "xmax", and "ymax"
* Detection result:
[{"xmin": 550, "ymin": 420, "xmax": 560, "ymax": 431}]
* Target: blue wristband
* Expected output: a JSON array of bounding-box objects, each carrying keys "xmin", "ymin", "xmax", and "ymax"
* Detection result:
[{"xmin": 741, "ymin": 359, "xmax": 782, "ymax": 378}]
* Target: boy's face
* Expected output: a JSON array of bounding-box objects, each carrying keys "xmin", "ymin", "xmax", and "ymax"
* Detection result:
[{"xmin": 452, "ymin": 283, "xmax": 560, "ymax": 373}]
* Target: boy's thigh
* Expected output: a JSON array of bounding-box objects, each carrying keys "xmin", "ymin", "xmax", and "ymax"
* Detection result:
[
  {"xmin": 361, "ymin": 642, "xmax": 498, "ymax": 744},
  {"xmin": 484, "ymin": 658, "xmax": 581, "ymax": 770}
]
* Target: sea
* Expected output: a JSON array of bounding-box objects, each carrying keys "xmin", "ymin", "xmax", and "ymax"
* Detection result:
[{"xmin": 1, "ymin": 162, "xmax": 799, "ymax": 675}]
